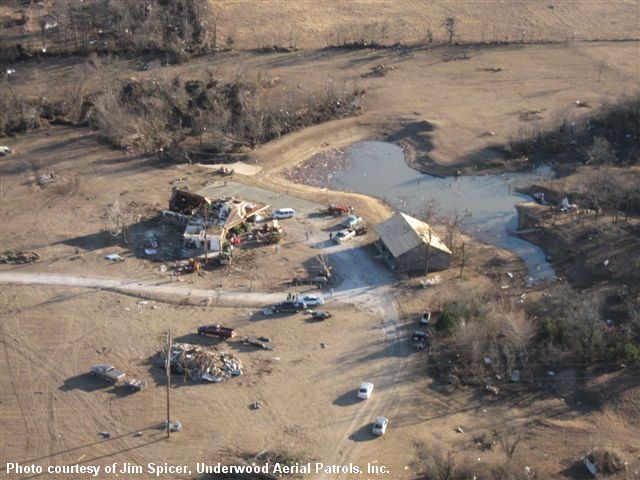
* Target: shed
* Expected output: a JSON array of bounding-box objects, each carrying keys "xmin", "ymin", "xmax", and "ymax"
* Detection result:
[{"xmin": 375, "ymin": 212, "xmax": 451, "ymax": 274}]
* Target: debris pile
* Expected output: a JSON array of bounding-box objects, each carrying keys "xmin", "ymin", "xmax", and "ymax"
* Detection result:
[
  {"xmin": 284, "ymin": 148, "xmax": 350, "ymax": 187},
  {"xmin": 0, "ymin": 250, "xmax": 39, "ymax": 264},
  {"xmin": 168, "ymin": 343, "xmax": 242, "ymax": 382}
]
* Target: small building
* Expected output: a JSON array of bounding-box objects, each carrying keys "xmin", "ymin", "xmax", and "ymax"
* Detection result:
[{"xmin": 375, "ymin": 212, "xmax": 451, "ymax": 275}]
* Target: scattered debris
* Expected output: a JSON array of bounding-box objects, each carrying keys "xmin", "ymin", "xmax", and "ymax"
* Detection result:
[
  {"xmin": 124, "ymin": 377, "xmax": 147, "ymax": 391},
  {"xmin": 582, "ymin": 457, "xmax": 598, "ymax": 476},
  {"xmin": 161, "ymin": 420, "xmax": 182, "ymax": 432},
  {"xmin": 251, "ymin": 401, "xmax": 263, "ymax": 410},
  {"xmin": 167, "ymin": 343, "xmax": 242, "ymax": 382},
  {"xmin": 0, "ymin": 250, "xmax": 39, "ymax": 264},
  {"xmin": 420, "ymin": 275, "xmax": 442, "ymax": 288},
  {"xmin": 0, "ymin": 146, "xmax": 14, "ymax": 157},
  {"xmin": 105, "ymin": 253, "xmax": 125, "ymax": 262},
  {"xmin": 532, "ymin": 192, "xmax": 548, "ymax": 205},
  {"xmin": 560, "ymin": 197, "xmax": 579, "ymax": 212},
  {"xmin": 284, "ymin": 148, "xmax": 349, "ymax": 186},
  {"xmin": 485, "ymin": 385, "xmax": 499, "ymax": 395},
  {"xmin": 447, "ymin": 374, "xmax": 460, "ymax": 385},
  {"xmin": 510, "ymin": 370, "xmax": 521, "ymax": 382},
  {"xmin": 36, "ymin": 171, "xmax": 56, "ymax": 187},
  {"xmin": 309, "ymin": 311, "xmax": 332, "ymax": 321},
  {"xmin": 456, "ymin": 426, "xmax": 464, "ymax": 433},
  {"xmin": 242, "ymin": 336, "xmax": 275, "ymax": 350},
  {"xmin": 361, "ymin": 64, "xmax": 395, "ymax": 78},
  {"xmin": 98, "ymin": 432, "xmax": 111, "ymax": 439}
]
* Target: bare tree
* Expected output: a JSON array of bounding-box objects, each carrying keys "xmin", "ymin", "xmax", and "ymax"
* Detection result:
[
  {"xmin": 499, "ymin": 427, "xmax": 523, "ymax": 460},
  {"xmin": 106, "ymin": 198, "xmax": 128, "ymax": 243},
  {"xmin": 573, "ymin": 296, "xmax": 604, "ymax": 360},
  {"xmin": 443, "ymin": 16, "xmax": 457, "ymax": 44},
  {"xmin": 92, "ymin": 88, "xmax": 134, "ymax": 148},
  {"xmin": 444, "ymin": 208, "xmax": 470, "ymax": 255},
  {"xmin": 586, "ymin": 136, "xmax": 617, "ymax": 165}
]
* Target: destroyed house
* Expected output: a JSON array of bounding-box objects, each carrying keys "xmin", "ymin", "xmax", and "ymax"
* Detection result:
[
  {"xmin": 375, "ymin": 212, "xmax": 451, "ymax": 274},
  {"xmin": 166, "ymin": 188, "xmax": 269, "ymax": 252}
]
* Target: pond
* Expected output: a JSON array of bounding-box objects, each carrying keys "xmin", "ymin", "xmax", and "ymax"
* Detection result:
[{"xmin": 323, "ymin": 141, "xmax": 556, "ymax": 284}]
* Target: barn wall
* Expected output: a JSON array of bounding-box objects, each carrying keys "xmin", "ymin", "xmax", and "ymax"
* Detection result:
[{"xmin": 396, "ymin": 245, "xmax": 450, "ymax": 274}]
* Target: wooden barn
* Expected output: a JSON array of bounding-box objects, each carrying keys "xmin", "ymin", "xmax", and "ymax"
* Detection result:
[{"xmin": 375, "ymin": 212, "xmax": 452, "ymax": 275}]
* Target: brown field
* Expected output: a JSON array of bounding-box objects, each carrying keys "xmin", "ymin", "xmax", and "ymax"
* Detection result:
[{"xmin": 1, "ymin": 2, "xmax": 639, "ymax": 480}]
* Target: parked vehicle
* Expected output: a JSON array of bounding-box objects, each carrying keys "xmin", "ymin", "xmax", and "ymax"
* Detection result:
[
  {"xmin": 420, "ymin": 312, "xmax": 431, "ymax": 325},
  {"xmin": 310, "ymin": 311, "xmax": 332, "ymax": 321},
  {"xmin": 372, "ymin": 416, "xmax": 389, "ymax": 436},
  {"xmin": 412, "ymin": 330, "xmax": 430, "ymax": 350},
  {"xmin": 272, "ymin": 208, "xmax": 295, "ymax": 219},
  {"xmin": 412, "ymin": 330, "xmax": 429, "ymax": 342},
  {"xmin": 358, "ymin": 382, "xmax": 374, "ymax": 399},
  {"xmin": 91, "ymin": 364, "xmax": 125, "ymax": 384},
  {"xmin": 296, "ymin": 294, "xmax": 324, "ymax": 306},
  {"xmin": 334, "ymin": 228, "xmax": 356, "ymax": 244},
  {"xmin": 198, "ymin": 324, "xmax": 237, "ymax": 338},
  {"xmin": 326, "ymin": 204, "xmax": 349, "ymax": 216},
  {"xmin": 272, "ymin": 301, "xmax": 306, "ymax": 313},
  {"xmin": 341, "ymin": 215, "xmax": 362, "ymax": 228}
]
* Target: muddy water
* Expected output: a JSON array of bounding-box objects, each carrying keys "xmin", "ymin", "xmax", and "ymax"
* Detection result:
[{"xmin": 325, "ymin": 141, "xmax": 556, "ymax": 284}]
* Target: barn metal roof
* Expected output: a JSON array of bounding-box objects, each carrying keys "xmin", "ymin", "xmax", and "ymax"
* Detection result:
[{"xmin": 375, "ymin": 212, "xmax": 451, "ymax": 258}]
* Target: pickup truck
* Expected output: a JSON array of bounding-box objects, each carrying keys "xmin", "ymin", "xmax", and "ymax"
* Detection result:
[
  {"xmin": 326, "ymin": 204, "xmax": 349, "ymax": 216},
  {"xmin": 271, "ymin": 301, "xmax": 306, "ymax": 313},
  {"xmin": 91, "ymin": 364, "xmax": 125, "ymax": 384},
  {"xmin": 198, "ymin": 324, "xmax": 237, "ymax": 338},
  {"xmin": 334, "ymin": 228, "xmax": 356, "ymax": 244}
]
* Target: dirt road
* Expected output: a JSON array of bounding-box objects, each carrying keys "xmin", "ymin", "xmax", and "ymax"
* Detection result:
[{"xmin": 1, "ymin": 238, "xmax": 404, "ymax": 478}]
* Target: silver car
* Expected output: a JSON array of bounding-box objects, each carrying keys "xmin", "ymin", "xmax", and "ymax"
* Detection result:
[{"xmin": 372, "ymin": 416, "xmax": 388, "ymax": 436}]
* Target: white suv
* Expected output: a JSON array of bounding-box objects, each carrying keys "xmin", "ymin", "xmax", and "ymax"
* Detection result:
[
  {"xmin": 296, "ymin": 294, "xmax": 324, "ymax": 306},
  {"xmin": 272, "ymin": 208, "xmax": 295, "ymax": 219}
]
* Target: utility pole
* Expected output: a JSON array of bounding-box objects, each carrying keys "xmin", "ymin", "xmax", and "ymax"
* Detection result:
[
  {"xmin": 459, "ymin": 242, "xmax": 466, "ymax": 278},
  {"xmin": 165, "ymin": 329, "xmax": 171, "ymax": 438}
]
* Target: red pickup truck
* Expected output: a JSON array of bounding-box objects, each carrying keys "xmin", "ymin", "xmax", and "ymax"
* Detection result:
[
  {"xmin": 326, "ymin": 204, "xmax": 349, "ymax": 216},
  {"xmin": 198, "ymin": 324, "xmax": 237, "ymax": 339}
]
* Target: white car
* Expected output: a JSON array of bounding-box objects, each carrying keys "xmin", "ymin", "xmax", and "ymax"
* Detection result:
[
  {"xmin": 357, "ymin": 382, "xmax": 374, "ymax": 399},
  {"xmin": 296, "ymin": 294, "xmax": 324, "ymax": 306},
  {"xmin": 372, "ymin": 416, "xmax": 388, "ymax": 436},
  {"xmin": 341, "ymin": 214, "xmax": 362, "ymax": 228},
  {"xmin": 334, "ymin": 228, "xmax": 355, "ymax": 244},
  {"xmin": 272, "ymin": 208, "xmax": 295, "ymax": 219}
]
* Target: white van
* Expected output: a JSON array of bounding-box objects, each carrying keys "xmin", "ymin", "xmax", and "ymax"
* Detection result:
[{"xmin": 272, "ymin": 208, "xmax": 295, "ymax": 219}]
